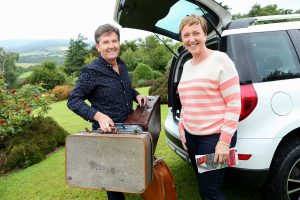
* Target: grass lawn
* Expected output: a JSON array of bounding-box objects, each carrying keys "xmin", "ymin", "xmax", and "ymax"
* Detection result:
[{"xmin": 0, "ymin": 87, "xmax": 263, "ymax": 200}]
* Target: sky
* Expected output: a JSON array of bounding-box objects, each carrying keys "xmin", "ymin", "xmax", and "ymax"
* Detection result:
[{"xmin": 0, "ymin": 0, "xmax": 299, "ymax": 43}]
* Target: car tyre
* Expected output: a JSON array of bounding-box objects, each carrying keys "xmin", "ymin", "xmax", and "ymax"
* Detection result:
[{"xmin": 263, "ymin": 137, "xmax": 300, "ymax": 200}]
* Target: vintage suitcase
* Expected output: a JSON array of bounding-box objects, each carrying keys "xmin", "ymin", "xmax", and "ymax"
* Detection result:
[
  {"xmin": 124, "ymin": 95, "xmax": 161, "ymax": 152},
  {"xmin": 65, "ymin": 127, "xmax": 153, "ymax": 193}
]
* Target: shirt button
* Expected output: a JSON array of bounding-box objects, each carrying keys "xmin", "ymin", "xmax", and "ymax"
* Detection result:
[
  {"xmin": 124, "ymin": 91, "xmax": 126, "ymax": 93},
  {"xmin": 127, "ymin": 103, "xmax": 128, "ymax": 106},
  {"xmin": 121, "ymin": 80, "xmax": 123, "ymax": 82}
]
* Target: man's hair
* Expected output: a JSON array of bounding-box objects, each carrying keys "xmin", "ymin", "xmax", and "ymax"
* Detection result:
[
  {"xmin": 94, "ymin": 24, "xmax": 120, "ymax": 43},
  {"xmin": 179, "ymin": 14, "xmax": 208, "ymax": 38}
]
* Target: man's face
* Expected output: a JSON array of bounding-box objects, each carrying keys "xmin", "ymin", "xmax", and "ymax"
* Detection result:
[{"xmin": 96, "ymin": 31, "xmax": 120, "ymax": 63}]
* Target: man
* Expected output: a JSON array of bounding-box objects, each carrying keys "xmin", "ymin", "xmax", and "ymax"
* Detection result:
[{"xmin": 67, "ymin": 24, "xmax": 147, "ymax": 200}]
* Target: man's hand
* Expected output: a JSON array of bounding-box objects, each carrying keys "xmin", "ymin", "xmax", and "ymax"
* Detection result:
[
  {"xmin": 93, "ymin": 111, "xmax": 114, "ymax": 132},
  {"xmin": 214, "ymin": 141, "xmax": 230, "ymax": 164},
  {"xmin": 136, "ymin": 95, "xmax": 147, "ymax": 107},
  {"xmin": 179, "ymin": 127, "xmax": 188, "ymax": 151}
]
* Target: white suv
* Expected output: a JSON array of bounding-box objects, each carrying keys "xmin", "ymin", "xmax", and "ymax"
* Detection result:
[{"xmin": 114, "ymin": 0, "xmax": 300, "ymax": 199}]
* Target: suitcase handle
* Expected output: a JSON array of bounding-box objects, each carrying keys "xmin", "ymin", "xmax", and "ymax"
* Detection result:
[{"xmin": 96, "ymin": 126, "xmax": 119, "ymax": 134}]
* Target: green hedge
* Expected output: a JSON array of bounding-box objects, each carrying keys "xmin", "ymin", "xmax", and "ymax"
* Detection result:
[{"xmin": 0, "ymin": 117, "xmax": 68, "ymax": 174}]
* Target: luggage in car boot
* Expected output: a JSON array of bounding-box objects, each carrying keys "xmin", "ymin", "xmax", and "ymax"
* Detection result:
[
  {"xmin": 65, "ymin": 125, "xmax": 153, "ymax": 193},
  {"xmin": 124, "ymin": 95, "xmax": 161, "ymax": 152}
]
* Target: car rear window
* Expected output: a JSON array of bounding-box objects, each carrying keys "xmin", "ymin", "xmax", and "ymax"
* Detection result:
[
  {"xmin": 155, "ymin": 0, "xmax": 218, "ymax": 36},
  {"xmin": 227, "ymin": 31, "xmax": 300, "ymax": 84}
]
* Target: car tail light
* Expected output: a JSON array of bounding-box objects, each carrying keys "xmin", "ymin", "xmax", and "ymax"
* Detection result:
[
  {"xmin": 239, "ymin": 84, "xmax": 258, "ymax": 121},
  {"xmin": 238, "ymin": 154, "xmax": 252, "ymax": 160}
]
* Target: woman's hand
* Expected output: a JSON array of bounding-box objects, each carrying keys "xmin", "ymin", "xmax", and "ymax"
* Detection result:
[
  {"xmin": 136, "ymin": 95, "xmax": 147, "ymax": 107},
  {"xmin": 179, "ymin": 127, "xmax": 188, "ymax": 151},
  {"xmin": 214, "ymin": 141, "xmax": 230, "ymax": 164},
  {"xmin": 93, "ymin": 111, "xmax": 114, "ymax": 132}
]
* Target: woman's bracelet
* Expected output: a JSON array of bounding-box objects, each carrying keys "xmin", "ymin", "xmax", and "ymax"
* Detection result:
[{"xmin": 218, "ymin": 140, "xmax": 230, "ymax": 147}]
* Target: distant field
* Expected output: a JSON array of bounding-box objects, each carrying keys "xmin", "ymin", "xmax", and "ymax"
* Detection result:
[
  {"xmin": 16, "ymin": 63, "xmax": 38, "ymax": 68},
  {"xmin": 18, "ymin": 71, "xmax": 32, "ymax": 79}
]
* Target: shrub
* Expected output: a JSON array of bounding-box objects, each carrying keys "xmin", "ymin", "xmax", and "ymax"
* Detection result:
[
  {"xmin": 29, "ymin": 67, "xmax": 65, "ymax": 90},
  {"xmin": 133, "ymin": 63, "xmax": 153, "ymax": 84},
  {"xmin": 152, "ymin": 70, "xmax": 163, "ymax": 79},
  {"xmin": 5, "ymin": 144, "xmax": 44, "ymax": 170},
  {"xmin": 135, "ymin": 79, "xmax": 156, "ymax": 88},
  {"xmin": 29, "ymin": 61, "xmax": 66, "ymax": 90},
  {"xmin": 149, "ymin": 73, "xmax": 168, "ymax": 104},
  {"xmin": 0, "ymin": 80, "xmax": 52, "ymax": 138},
  {"xmin": 128, "ymin": 71, "xmax": 134, "ymax": 82},
  {"xmin": 52, "ymin": 85, "xmax": 74, "ymax": 101},
  {"xmin": 1, "ymin": 117, "xmax": 68, "ymax": 174}
]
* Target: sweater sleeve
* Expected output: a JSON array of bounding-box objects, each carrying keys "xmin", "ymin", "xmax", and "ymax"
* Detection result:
[
  {"xmin": 218, "ymin": 54, "xmax": 241, "ymax": 144},
  {"xmin": 67, "ymin": 69, "xmax": 98, "ymax": 122}
]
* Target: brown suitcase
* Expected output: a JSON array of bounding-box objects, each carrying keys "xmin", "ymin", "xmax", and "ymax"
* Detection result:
[
  {"xmin": 124, "ymin": 96, "xmax": 161, "ymax": 152},
  {"xmin": 65, "ymin": 130, "xmax": 153, "ymax": 193},
  {"xmin": 141, "ymin": 157, "xmax": 177, "ymax": 200}
]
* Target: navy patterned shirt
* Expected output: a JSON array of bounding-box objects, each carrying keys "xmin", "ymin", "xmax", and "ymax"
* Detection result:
[{"xmin": 67, "ymin": 56, "xmax": 139, "ymax": 129}]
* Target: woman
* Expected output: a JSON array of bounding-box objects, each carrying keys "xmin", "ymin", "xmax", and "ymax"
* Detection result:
[{"xmin": 178, "ymin": 15, "xmax": 241, "ymax": 200}]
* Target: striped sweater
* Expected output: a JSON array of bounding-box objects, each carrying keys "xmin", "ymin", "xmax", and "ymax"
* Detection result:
[{"xmin": 178, "ymin": 51, "xmax": 241, "ymax": 144}]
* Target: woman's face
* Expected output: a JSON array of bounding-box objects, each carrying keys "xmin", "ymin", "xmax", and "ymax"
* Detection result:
[
  {"xmin": 181, "ymin": 23, "xmax": 207, "ymax": 56},
  {"xmin": 96, "ymin": 31, "xmax": 120, "ymax": 63}
]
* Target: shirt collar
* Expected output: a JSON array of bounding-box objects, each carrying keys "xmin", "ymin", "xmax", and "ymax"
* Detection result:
[{"xmin": 99, "ymin": 55, "xmax": 123, "ymax": 68}]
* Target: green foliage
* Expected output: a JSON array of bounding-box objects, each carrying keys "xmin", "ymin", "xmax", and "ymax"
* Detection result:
[
  {"xmin": 64, "ymin": 34, "xmax": 90, "ymax": 76},
  {"xmin": 133, "ymin": 63, "xmax": 153, "ymax": 84},
  {"xmin": 135, "ymin": 79, "xmax": 155, "ymax": 88},
  {"xmin": 128, "ymin": 71, "xmax": 134, "ymax": 82},
  {"xmin": 29, "ymin": 61, "xmax": 66, "ymax": 90},
  {"xmin": 120, "ymin": 40, "xmax": 138, "ymax": 53},
  {"xmin": 149, "ymin": 72, "xmax": 168, "ymax": 104},
  {"xmin": 232, "ymin": 3, "xmax": 298, "ymax": 19},
  {"xmin": 140, "ymin": 35, "xmax": 174, "ymax": 72},
  {"xmin": 152, "ymin": 70, "xmax": 163, "ymax": 79},
  {"xmin": 119, "ymin": 35, "xmax": 178, "ymax": 73},
  {"xmin": 1, "ymin": 48, "xmax": 19, "ymax": 89},
  {"xmin": 52, "ymin": 85, "xmax": 74, "ymax": 101},
  {"xmin": 1, "ymin": 116, "xmax": 68, "ymax": 174},
  {"xmin": 0, "ymin": 80, "xmax": 52, "ymax": 138},
  {"xmin": 121, "ymin": 49, "xmax": 138, "ymax": 71}
]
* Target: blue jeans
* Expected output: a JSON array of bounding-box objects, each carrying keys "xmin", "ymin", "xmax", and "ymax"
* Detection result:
[{"xmin": 185, "ymin": 130, "xmax": 237, "ymax": 200}]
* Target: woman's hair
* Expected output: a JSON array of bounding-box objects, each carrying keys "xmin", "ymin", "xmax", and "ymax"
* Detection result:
[
  {"xmin": 94, "ymin": 24, "xmax": 120, "ymax": 43},
  {"xmin": 179, "ymin": 14, "xmax": 208, "ymax": 38}
]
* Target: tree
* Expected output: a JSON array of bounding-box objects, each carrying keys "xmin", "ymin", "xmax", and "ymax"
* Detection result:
[
  {"xmin": 1, "ymin": 48, "xmax": 19, "ymax": 89},
  {"xmin": 64, "ymin": 34, "xmax": 89, "ymax": 76},
  {"xmin": 133, "ymin": 63, "xmax": 153, "ymax": 84},
  {"xmin": 139, "ymin": 35, "xmax": 175, "ymax": 72},
  {"xmin": 29, "ymin": 61, "xmax": 65, "ymax": 90},
  {"xmin": 120, "ymin": 40, "xmax": 138, "ymax": 55},
  {"xmin": 233, "ymin": 4, "xmax": 297, "ymax": 19}
]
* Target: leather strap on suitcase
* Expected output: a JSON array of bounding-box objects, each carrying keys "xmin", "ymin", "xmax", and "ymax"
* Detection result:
[{"xmin": 141, "ymin": 157, "xmax": 177, "ymax": 200}]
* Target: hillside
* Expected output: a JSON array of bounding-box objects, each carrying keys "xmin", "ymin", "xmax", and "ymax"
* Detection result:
[{"xmin": 0, "ymin": 39, "xmax": 70, "ymax": 65}]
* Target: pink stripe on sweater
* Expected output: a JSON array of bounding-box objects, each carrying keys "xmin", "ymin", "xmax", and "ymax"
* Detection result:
[
  {"xmin": 184, "ymin": 110, "xmax": 225, "ymax": 116},
  {"xmin": 184, "ymin": 118, "xmax": 223, "ymax": 124},
  {"xmin": 182, "ymin": 101, "xmax": 225, "ymax": 108},
  {"xmin": 220, "ymin": 76, "xmax": 239, "ymax": 91},
  {"xmin": 226, "ymin": 107, "xmax": 241, "ymax": 114},
  {"xmin": 219, "ymin": 132, "xmax": 233, "ymax": 144},
  {"xmin": 179, "ymin": 94, "xmax": 222, "ymax": 100},
  {"xmin": 180, "ymin": 78, "xmax": 218, "ymax": 85},
  {"xmin": 223, "ymin": 119, "xmax": 238, "ymax": 129},
  {"xmin": 223, "ymin": 92, "xmax": 241, "ymax": 104},
  {"xmin": 178, "ymin": 86, "xmax": 218, "ymax": 93},
  {"xmin": 184, "ymin": 121, "xmax": 223, "ymax": 132}
]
